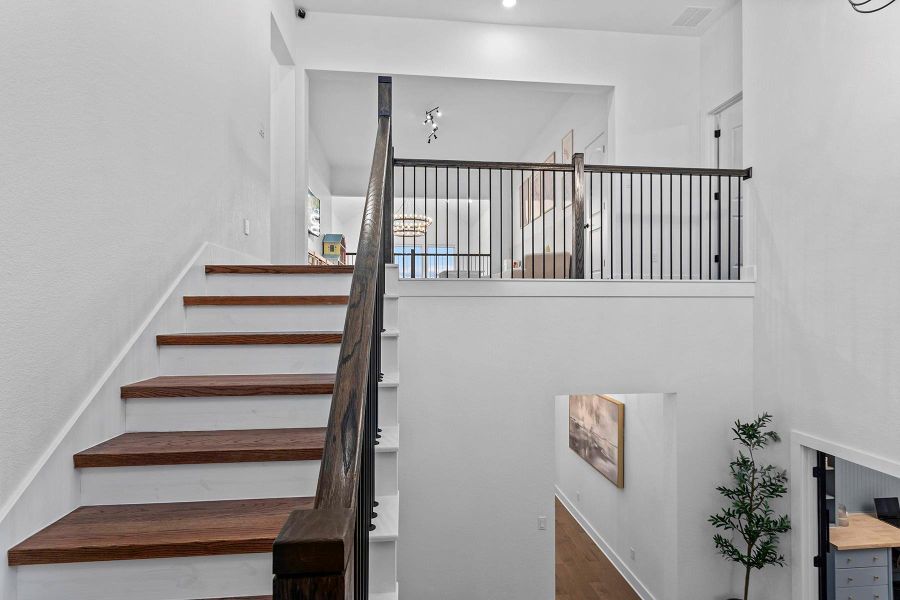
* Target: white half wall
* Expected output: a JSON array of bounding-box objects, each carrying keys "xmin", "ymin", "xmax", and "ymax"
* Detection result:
[
  {"xmin": 744, "ymin": 1, "xmax": 900, "ymax": 597},
  {"xmin": 0, "ymin": 0, "xmax": 297, "ymax": 533},
  {"xmin": 397, "ymin": 280, "xmax": 755, "ymax": 600},
  {"xmin": 555, "ymin": 393, "xmax": 676, "ymax": 599}
]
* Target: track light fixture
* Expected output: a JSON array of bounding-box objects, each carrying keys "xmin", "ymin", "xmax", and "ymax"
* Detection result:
[
  {"xmin": 848, "ymin": 0, "xmax": 895, "ymax": 12},
  {"xmin": 423, "ymin": 106, "xmax": 441, "ymax": 144}
]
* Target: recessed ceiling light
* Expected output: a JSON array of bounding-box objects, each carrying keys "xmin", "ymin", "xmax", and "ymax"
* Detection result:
[{"xmin": 502, "ymin": 0, "xmax": 517, "ymax": 8}]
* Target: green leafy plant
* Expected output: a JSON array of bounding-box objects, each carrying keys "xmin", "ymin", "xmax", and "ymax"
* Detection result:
[{"xmin": 709, "ymin": 413, "xmax": 791, "ymax": 600}]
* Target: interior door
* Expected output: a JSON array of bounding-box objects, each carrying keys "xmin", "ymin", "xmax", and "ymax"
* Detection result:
[{"xmin": 716, "ymin": 100, "xmax": 743, "ymax": 280}]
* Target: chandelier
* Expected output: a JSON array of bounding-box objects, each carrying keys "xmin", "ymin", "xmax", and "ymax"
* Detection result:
[
  {"xmin": 393, "ymin": 213, "xmax": 433, "ymax": 238},
  {"xmin": 849, "ymin": 0, "xmax": 895, "ymax": 12}
]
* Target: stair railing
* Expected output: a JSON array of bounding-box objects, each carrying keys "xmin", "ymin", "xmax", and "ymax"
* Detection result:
[
  {"xmin": 273, "ymin": 76, "xmax": 392, "ymax": 600},
  {"xmin": 390, "ymin": 157, "xmax": 752, "ymax": 280}
]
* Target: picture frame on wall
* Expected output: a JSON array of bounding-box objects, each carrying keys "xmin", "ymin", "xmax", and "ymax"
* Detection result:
[
  {"xmin": 520, "ymin": 175, "xmax": 532, "ymax": 228},
  {"xmin": 568, "ymin": 394, "xmax": 625, "ymax": 488},
  {"xmin": 561, "ymin": 129, "xmax": 574, "ymax": 165},
  {"xmin": 543, "ymin": 152, "xmax": 556, "ymax": 214},
  {"xmin": 308, "ymin": 189, "xmax": 321, "ymax": 237}
]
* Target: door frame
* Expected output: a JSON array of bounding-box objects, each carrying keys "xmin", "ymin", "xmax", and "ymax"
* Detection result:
[{"xmin": 790, "ymin": 431, "xmax": 900, "ymax": 600}]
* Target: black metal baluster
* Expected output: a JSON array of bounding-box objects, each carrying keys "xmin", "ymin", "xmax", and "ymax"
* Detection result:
[
  {"xmin": 708, "ymin": 175, "xmax": 712, "ymax": 280},
  {"xmin": 531, "ymin": 169, "xmax": 535, "ymax": 279},
  {"xmin": 478, "ymin": 169, "xmax": 483, "ymax": 278},
  {"xmin": 619, "ymin": 173, "xmax": 624, "ymax": 278},
  {"xmin": 630, "ymin": 173, "xmax": 634, "ymax": 279},
  {"xmin": 738, "ymin": 177, "xmax": 742, "ymax": 280},
  {"xmin": 589, "ymin": 172, "xmax": 593, "ymax": 279},
  {"xmin": 689, "ymin": 175, "xmax": 693, "ymax": 280},
  {"xmin": 717, "ymin": 175, "xmax": 722, "ymax": 280},
  {"xmin": 500, "ymin": 169, "xmax": 504, "ymax": 279},
  {"xmin": 728, "ymin": 176, "xmax": 732, "ymax": 281}
]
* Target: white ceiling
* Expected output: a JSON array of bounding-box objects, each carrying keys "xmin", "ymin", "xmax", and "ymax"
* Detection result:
[
  {"xmin": 309, "ymin": 71, "xmax": 611, "ymax": 196},
  {"xmin": 295, "ymin": 0, "xmax": 737, "ymax": 37}
]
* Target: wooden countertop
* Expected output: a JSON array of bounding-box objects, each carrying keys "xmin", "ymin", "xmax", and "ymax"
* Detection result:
[{"xmin": 830, "ymin": 513, "xmax": 900, "ymax": 550}]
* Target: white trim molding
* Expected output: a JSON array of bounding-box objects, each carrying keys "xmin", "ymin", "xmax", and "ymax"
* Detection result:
[{"xmin": 555, "ymin": 486, "xmax": 656, "ymax": 600}]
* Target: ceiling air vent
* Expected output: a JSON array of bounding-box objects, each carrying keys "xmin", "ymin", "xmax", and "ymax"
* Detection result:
[{"xmin": 672, "ymin": 6, "xmax": 714, "ymax": 27}]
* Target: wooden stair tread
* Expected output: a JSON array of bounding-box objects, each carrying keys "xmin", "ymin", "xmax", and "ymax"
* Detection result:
[
  {"xmin": 7, "ymin": 497, "xmax": 311, "ymax": 566},
  {"xmin": 74, "ymin": 428, "xmax": 326, "ymax": 468},
  {"xmin": 156, "ymin": 332, "xmax": 342, "ymax": 346},
  {"xmin": 184, "ymin": 295, "xmax": 349, "ymax": 306},
  {"xmin": 205, "ymin": 265, "xmax": 353, "ymax": 274},
  {"xmin": 121, "ymin": 374, "xmax": 336, "ymax": 398}
]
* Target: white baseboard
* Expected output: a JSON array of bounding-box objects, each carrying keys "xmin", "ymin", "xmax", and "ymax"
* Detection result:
[
  {"xmin": 0, "ymin": 242, "xmax": 263, "ymax": 600},
  {"xmin": 555, "ymin": 486, "xmax": 656, "ymax": 600}
]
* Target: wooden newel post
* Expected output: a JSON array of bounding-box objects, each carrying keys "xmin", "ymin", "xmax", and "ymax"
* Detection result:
[
  {"xmin": 571, "ymin": 152, "xmax": 586, "ymax": 279},
  {"xmin": 273, "ymin": 508, "xmax": 356, "ymax": 600}
]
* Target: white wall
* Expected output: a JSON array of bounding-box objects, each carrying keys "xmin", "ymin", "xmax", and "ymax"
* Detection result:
[
  {"xmin": 292, "ymin": 13, "xmax": 704, "ymax": 235},
  {"xmin": 701, "ymin": 3, "xmax": 743, "ymax": 115},
  {"xmin": 308, "ymin": 127, "xmax": 334, "ymax": 255},
  {"xmin": 0, "ymin": 0, "xmax": 297, "ymax": 517},
  {"xmin": 555, "ymin": 393, "xmax": 676, "ymax": 599},
  {"xmin": 743, "ymin": 1, "xmax": 900, "ymax": 597},
  {"xmin": 397, "ymin": 280, "xmax": 755, "ymax": 599},
  {"xmin": 515, "ymin": 92, "xmax": 614, "ymax": 270}
]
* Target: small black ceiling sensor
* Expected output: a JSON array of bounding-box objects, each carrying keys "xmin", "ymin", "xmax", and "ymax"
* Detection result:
[{"xmin": 297, "ymin": 7, "xmax": 307, "ymax": 19}]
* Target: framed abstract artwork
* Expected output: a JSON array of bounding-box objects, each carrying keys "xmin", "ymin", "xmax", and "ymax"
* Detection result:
[
  {"xmin": 561, "ymin": 130, "xmax": 574, "ymax": 165},
  {"xmin": 568, "ymin": 394, "xmax": 625, "ymax": 488},
  {"xmin": 543, "ymin": 152, "xmax": 556, "ymax": 214},
  {"xmin": 307, "ymin": 189, "xmax": 321, "ymax": 237},
  {"xmin": 520, "ymin": 175, "xmax": 533, "ymax": 228}
]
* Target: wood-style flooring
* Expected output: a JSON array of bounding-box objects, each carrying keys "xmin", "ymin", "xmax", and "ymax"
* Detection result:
[{"xmin": 556, "ymin": 499, "xmax": 640, "ymax": 600}]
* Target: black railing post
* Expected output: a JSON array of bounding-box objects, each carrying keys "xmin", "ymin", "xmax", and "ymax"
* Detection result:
[
  {"xmin": 572, "ymin": 153, "xmax": 586, "ymax": 279},
  {"xmin": 410, "ymin": 248, "xmax": 417, "ymax": 279}
]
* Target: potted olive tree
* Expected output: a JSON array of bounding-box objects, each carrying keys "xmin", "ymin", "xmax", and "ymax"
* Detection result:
[{"xmin": 709, "ymin": 413, "xmax": 791, "ymax": 600}]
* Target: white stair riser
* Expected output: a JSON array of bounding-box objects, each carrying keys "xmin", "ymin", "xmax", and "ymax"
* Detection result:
[
  {"xmin": 385, "ymin": 265, "xmax": 399, "ymax": 296},
  {"xmin": 369, "ymin": 540, "xmax": 398, "ymax": 595},
  {"xmin": 16, "ymin": 553, "xmax": 272, "ymax": 600},
  {"xmin": 381, "ymin": 335, "xmax": 399, "ymax": 379},
  {"xmin": 378, "ymin": 387, "xmax": 398, "ymax": 428},
  {"xmin": 375, "ymin": 451, "xmax": 398, "ymax": 497},
  {"xmin": 80, "ymin": 461, "xmax": 319, "ymax": 505},
  {"xmin": 205, "ymin": 273, "xmax": 352, "ymax": 296},
  {"xmin": 185, "ymin": 304, "xmax": 347, "ymax": 333},
  {"xmin": 126, "ymin": 395, "xmax": 332, "ymax": 432},
  {"xmin": 384, "ymin": 296, "xmax": 399, "ymax": 331},
  {"xmin": 159, "ymin": 344, "xmax": 340, "ymax": 376}
]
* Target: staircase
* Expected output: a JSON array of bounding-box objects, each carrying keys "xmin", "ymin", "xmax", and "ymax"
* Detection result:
[{"xmin": 7, "ymin": 263, "xmax": 401, "ymax": 600}]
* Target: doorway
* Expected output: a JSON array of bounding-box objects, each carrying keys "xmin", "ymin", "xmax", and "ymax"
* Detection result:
[
  {"xmin": 710, "ymin": 95, "xmax": 743, "ymax": 280},
  {"xmin": 269, "ymin": 15, "xmax": 296, "ymax": 263}
]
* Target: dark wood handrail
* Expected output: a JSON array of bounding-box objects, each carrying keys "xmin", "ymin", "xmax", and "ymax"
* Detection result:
[
  {"xmin": 394, "ymin": 157, "xmax": 752, "ymax": 179},
  {"xmin": 273, "ymin": 76, "xmax": 392, "ymax": 600}
]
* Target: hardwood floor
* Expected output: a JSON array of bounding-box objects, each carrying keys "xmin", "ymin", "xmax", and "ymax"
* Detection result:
[{"xmin": 556, "ymin": 499, "xmax": 639, "ymax": 600}]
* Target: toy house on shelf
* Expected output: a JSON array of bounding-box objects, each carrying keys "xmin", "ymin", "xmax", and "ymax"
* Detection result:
[{"xmin": 322, "ymin": 233, "xmax": 347, "ymax": 265}]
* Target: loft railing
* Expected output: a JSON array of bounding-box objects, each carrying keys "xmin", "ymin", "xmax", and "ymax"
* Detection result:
[
  {"xmin": 273, "ymin": 76, "xmax": 393, "ymax": 600},
  {"xmin": 391, "ymin": 158, "xmax": 751, "ymax": 280}
]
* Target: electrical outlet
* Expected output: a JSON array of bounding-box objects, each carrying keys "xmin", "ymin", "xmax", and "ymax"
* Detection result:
[
  {"xmin": 652, "ymin": 251, "xmax": 659, "ymax": 263},
  {"xmin": 575, "ymin": 491, "xmax": 581, "ymax": 502},
  {"xmin": 538, "ymin": 516, "xmax": 548, "ymax": 531},
  {"xmin": 243, "ymin": 219, "xmax": 251, "ymax": 236},
  {"xmin": 630, "ymin": 548, "xmax": 636, "ymax": 561}
]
